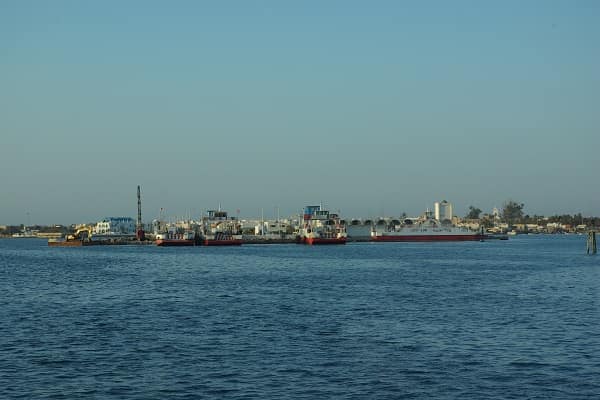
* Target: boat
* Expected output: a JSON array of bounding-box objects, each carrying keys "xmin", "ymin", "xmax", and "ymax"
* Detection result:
[
  {"xmin": 298, "ymin": 205, "xmax": 347, "ymax": 245},
  {"xmin": 484, "ymin": 232, "xmax": 509, "ymax": 240},
  {"xmin": 371, "ymin": 210, "xmax": 484, "ymax": 242},
  {"xmin": 154, "ymin": 220, "xmax": 196, "ymax": 246},
  {"xmin": 200, "ymin": 209, "xmax": 243, "ymax": 246},
  {"xmin": 48, "ymin": 238, "xmax": 96, "ymax": 247},
  {"xmin": 12, "ymin": 231, "xmax": 37, "ymax": 238},
  {"xmin": 155, "ymin": 230, "xmax": 195, "ymax": 246},
  {"xmin": 48, "ymin": 226, "xmax": 98, "ymax": 247}
]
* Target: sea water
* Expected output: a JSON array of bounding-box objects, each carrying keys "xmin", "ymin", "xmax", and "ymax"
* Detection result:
[{"xmin": 1, "ymin": 236, "xmax": 599, "ymax": 399}]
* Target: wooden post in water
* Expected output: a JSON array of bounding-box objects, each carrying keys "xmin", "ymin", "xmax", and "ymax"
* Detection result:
[{"xmin": 587, "ymin": 231, "xmax": 597, "ymax": 255}]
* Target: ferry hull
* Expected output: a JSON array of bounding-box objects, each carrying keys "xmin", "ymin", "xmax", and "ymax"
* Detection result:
[
  {"xmin": 371, "ymin": 234, "xmax": 484, "ymax": 242},
  {"xmin": 156, "ymin": 239, "xmax": 195, "ymax": 246},
  {"xmin": 203, "ymin": 239, "xmax": 242, "ymax": 246},
  {"xmin": 304, "ymin": 237, "xmax": 347, "ymax": 245}
]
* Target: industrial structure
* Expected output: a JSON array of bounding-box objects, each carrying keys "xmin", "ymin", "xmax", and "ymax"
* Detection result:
[
  {"xmin": 434, "ymin": 200, "xmax": 453, "ymax": 222},
  {"xmin": 136, "ymin": 185, "xmax": 145, "ymax": 240}
]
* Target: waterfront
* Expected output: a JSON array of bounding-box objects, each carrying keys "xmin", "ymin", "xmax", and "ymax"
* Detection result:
[{"xmin": 1, "ymin": 236, "xmax": 599, "ymax": 399}]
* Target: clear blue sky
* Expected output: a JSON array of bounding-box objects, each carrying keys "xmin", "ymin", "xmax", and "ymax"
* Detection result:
[{"xmin": 1, "ymin": 1, "xmax": 599, "ymax": 225}]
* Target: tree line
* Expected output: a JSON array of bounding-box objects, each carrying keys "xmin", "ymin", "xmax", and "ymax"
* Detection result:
[{"xmin": 466, "ymin": 201, "xmax": 599, "ymax": 227}]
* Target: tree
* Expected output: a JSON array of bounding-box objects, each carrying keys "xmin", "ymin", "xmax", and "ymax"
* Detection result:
[
  {"xmin": 502, "ymin": 200, "xmax": 524, "ymax": 227},
  {"xmin": 465, "ymin": 206, "xmax": 482, "ymax": 220},
  {"xmin": 480, "ymin": 216, "xmax": 495, "ymax": 228}
]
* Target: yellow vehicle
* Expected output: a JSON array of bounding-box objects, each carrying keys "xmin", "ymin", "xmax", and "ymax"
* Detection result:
[
  {"xmin": 66, "ymin": 226, "xmax": 93, "ymax": 241},
  {"xmin": 48, "ymin": 225, "xmax": 95, "ymax": 247}
]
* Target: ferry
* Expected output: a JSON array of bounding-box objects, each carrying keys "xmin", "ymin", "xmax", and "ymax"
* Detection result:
[
  {"xmin": 155, "ymin": 230, "xmax": 195, "ymax": 246},
  {"xmin": 200, "ymin": 209, "xmax": 243, "ymax": 246},
  {"xmin": 153, "ymin": 220, "xmax": 195, "ymax": 246},
  {"xmin": 371, "ymin": 211, "xmax": 484, "ymax": 242},
  {"xmin": 299, "ymin": 205, "xmax": 347, "ymax": 245}
]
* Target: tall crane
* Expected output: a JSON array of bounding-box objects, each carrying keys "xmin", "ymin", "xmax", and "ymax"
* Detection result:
[{"xmin": 136, "ymin": 185, "xmax": 145, "ymax": 240}]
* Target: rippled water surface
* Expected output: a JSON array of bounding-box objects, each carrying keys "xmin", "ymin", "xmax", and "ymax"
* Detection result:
[{"xmin": 1, "ymin": 236, "xmax": 599, "ymax": 399}]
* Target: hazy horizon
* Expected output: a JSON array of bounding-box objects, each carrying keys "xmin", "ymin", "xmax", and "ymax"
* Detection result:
[{"xmin": 2, "ymin": 1, "xmax": 599, "ymax": 225}]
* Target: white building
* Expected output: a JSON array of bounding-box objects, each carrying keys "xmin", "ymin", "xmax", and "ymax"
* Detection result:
[
  {"xmin": 93, "ymin": 217, "xmax": 136, "ymax": 236},
  {"xmin": 434, "ymin": 200, "xmax": 453, "ymax": 222}
]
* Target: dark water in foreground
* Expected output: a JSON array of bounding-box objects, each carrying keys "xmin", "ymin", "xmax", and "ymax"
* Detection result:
[{"xmin": 1, "ymin": 236, "xmax": 599, "ymax": 399}]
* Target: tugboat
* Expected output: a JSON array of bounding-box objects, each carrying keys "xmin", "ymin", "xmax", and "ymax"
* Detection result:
[
  {"xmin": 299, "ymin": 205, "xmax": 347, "ymax": 245},
  {"xmin": 200, "ymin": 208, "xmax": 243, "ymax": 246},
  {"xmin": 371, "ymin": 210, "xmax": 484, "ymax": 242}
]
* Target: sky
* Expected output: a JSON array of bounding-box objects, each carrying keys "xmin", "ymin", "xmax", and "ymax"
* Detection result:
[{"xmin": 1, "ymin": 1, "xmax": 599, "ymax": 225}]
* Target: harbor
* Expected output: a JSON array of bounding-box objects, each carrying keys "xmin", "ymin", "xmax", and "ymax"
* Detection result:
[
  {"xmin": 1, "ymin": 187, "xmax": 596, "ymax": 248},
  {"xmin": 40, "ymin": 193, "xmax": 494, "ymax": 247},
  {"xmin": 3, "ymin": 2, "xmax": 598, "ymax": 399}
]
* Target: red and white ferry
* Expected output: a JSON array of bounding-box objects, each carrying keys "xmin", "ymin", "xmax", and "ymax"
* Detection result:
[
  {"xmin": 371, "ymin": 211, "xmax": 484, "ymax": 242},
  {"xmin": 155, "ymin": 230, "xmax": 195, "ymax": 246},
  {"xmin": 200, "ymin": 209, "xmax": 243, "ymax": 246},
  {"xmin": 299, "ymin": 205, "xmax": 347, "ymax": 245}
]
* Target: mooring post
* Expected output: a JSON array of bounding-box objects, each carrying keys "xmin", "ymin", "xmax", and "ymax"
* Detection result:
[{"xmin": 587, "ymin": 231, "xmax": 597, "ymax": 255}]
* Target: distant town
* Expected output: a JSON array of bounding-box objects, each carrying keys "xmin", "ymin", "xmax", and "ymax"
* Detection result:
[{"xmin": 1, "ymin": 199, "xmax": 598, "ymax": 239}]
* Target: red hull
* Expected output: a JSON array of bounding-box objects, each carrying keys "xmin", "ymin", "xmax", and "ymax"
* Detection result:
[
  {"xmin": 304, "ymin": 237, "xmax": 347, "ymax": 245},
  {"xmin": 371, "ymin": 234, "xmax": 484, "ymax": 242},
  {"xmin": 203, "ymin": 239, "xmax": 242, "ymax": 246},
  {"xmin": 156, "ymin": 239, "xmax": 195, "ymax": 246}
]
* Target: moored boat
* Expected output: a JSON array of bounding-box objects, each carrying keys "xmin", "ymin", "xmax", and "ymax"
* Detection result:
[
  {"xmin": 47, "ymin": 226, "xmax": 98, "ymax": 247},
  {"xmin": 299, "ymin": 205, "xmax": 347, "ymax": 245},
  {"xmin": 155, "ymin": 231, "xmax": 195, "ymax": 246},
  {"xmin": 484, "ymin": 232, "xmax": 509, "ymax": 240},
  {"xmin": 152, "ymin": 215, "xmax": 196, "ymax": 246},
  {"xmin": 201, "ymin": 232, "xmax": 243, "ymax": 246},
  {"xmin": 200, "ymin": 209, "xmax": 243, "ymax": 246},
  {"xmin": 371, "ymin": 211, "xmax": 484, "ymax": 242}
]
